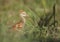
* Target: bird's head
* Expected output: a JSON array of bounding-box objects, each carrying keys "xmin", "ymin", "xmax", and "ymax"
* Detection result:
[{"xmin": 19, "ymin": 10, "xmax": 29, "ymax": 18}]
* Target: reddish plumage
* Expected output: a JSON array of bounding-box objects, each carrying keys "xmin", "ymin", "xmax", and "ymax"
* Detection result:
[{"xmin": 12, "ymin": 22, "xmax": 24, "ymax": 31}]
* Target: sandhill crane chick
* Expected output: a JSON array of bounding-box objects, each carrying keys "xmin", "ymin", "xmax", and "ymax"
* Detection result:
[{"xmin": 12, "ymin": 10, "xmax": 29, "ymax": 31}]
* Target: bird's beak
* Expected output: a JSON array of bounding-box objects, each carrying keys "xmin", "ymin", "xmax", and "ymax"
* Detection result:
[{"xmin": 25, "ymin": 15, "xmax": 29, "ymax": 18}]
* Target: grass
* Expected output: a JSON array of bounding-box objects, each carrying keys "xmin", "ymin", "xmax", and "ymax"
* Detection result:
[{"xmin": 0, "ymin": 0, "xmax": 60, "ymax": 42}]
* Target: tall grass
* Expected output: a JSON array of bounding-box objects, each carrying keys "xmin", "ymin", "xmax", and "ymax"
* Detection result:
[{"xmin": 0, "ymin": 0, "xmax": 60, "ymax": 42}]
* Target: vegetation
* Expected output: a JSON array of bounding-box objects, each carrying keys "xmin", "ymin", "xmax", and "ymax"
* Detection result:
[{"xmin": 0, "ymin": 0, "xmax": 60, "ymax": 42}]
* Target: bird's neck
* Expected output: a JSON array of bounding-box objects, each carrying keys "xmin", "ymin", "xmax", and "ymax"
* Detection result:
[{"xmin": 20, "ymin": 16, "xmax": 26, "ymax": 24}]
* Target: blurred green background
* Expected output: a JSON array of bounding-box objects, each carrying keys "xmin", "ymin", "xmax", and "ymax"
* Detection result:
[{"xmin": 0, "ymin": 0, "xmax": 60, "ymax": 42}]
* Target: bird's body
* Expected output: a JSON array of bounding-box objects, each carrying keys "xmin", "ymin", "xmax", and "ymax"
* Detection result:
[{"xmin": 13, "ymin": 21, "xmax": 24, "ymax": 30}]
